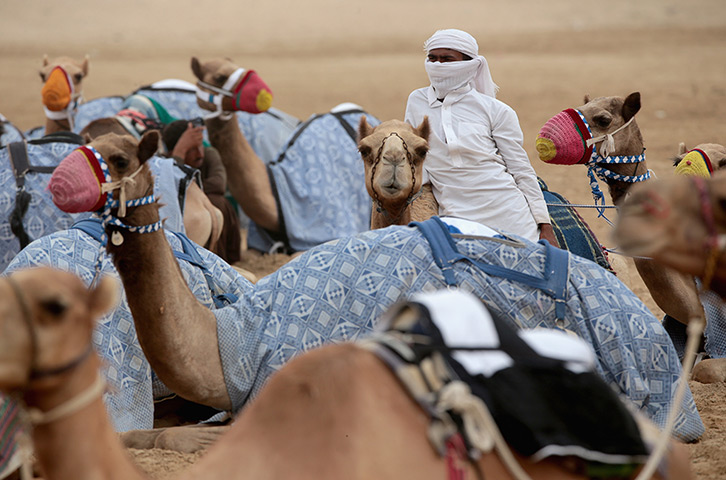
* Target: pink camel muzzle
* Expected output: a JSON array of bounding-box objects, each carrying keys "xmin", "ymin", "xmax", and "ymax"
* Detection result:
[
  {"xmin": 535, "ymin": 109, "xmax": 594, "ymax": 165},
  {"xmin": 48, "ymin": 146, "xmax": 108, "ymax": 213}
]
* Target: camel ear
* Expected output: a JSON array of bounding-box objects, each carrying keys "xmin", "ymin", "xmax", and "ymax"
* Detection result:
[
  {"xmin": 83, "ymin": 132, "xmax": 92, "ymax": 144},
  {"xmin": 678, "ymin": 142, "xmax": 687, "ymax": 155},
  {"xmin": 583, "ymin": 94, "xmax": 591, "ymax": 104},
  {"xmin": 191, "ymin": 57, "xmax": 203, "ymax": 81},
  {"xmin": 42, "ymin": 54, "xmax": 49, "ymax": 67},
  {"xmin": 137, "ymin": 130, "xmax": 160, "ymax": 164},
  {"xmin": 358, "ymin": 116, "xmax": 374, "ymax": 142},
  {"xmin": 415, "ymin": 116, "xmax": 430, "ymax": 142},
  {"xmin": 89, "ymin": 275, "xmax": 119, "ymax": 321},
  {"xmin": 81, "ymin": 55, "xmax": 89, "ymax": 77},
  {"xmin": 622, "ymin": 92, "xmax": 641, "ymax": 122}
]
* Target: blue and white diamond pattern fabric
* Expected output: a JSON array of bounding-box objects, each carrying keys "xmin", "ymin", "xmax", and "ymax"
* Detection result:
[
  {"xmin": 3, "ymin": 228, "xmax": 249, "ymax": 432},
  {"xmin": 1, "ymin": 217, "xmax": 705, "ymax": 441},
  {"xmin": 216, "ymin": 224, "xmax": 703, "ymax": 442},
  {"xmin": 0, "ymin": 148, "xmax": 187, "ymax": 272}
]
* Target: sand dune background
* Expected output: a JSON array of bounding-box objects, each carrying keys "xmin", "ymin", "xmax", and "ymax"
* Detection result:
[{"xmin": 1, "ymin": 0, "xmax": 726, "ymax": 477}]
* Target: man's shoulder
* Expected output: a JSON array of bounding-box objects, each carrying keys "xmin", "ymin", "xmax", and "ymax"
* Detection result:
[{"xmin": 407, "ymin": 87, "xmax": 430, "ymax": 102}]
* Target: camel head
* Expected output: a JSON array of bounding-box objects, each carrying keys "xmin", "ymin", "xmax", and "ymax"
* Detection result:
[
  {"xmin": 39, "ymin": 55, "xmax": 89, "ymax": 112},
  {"xmin": 48, "ymin": 131, "xmax": 159, "ymax": 215},
  {"xmin": 358, "ymin": 117, "xmax": 430, "ymax": 223},
  {"xmin": 613, "ymin": 170, "xmax": 726, "ymax": 289},
  {"xmin": 191, "ymin": 56, "xmax": 273, "ymax": 115},
  {"xmin": 673, "ymin": 142, "xmax": 726, "ymax": 177},
  {"xmin": 536, "ymin": 92, "xmax": 646, "ymax": 205},
  {"xmin": 0, "ymin": 268, "xmax": 117, "ymax": 392}
]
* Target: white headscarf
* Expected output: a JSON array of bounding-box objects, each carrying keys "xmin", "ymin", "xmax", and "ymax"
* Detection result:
[{"xmin": 423, "ymin": 28, "xmax": 499, "ymax": 99}]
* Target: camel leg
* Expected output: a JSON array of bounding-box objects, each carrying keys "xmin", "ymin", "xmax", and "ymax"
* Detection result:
[
  {"xmin": 121, "ymin": 425, "xmax": 231, "ymax": 453},
  {"xmin": 633, "ymin": 258, "xmax": 705, "ymax": 325},
  {"xmin": 205, "ymin": 117, "xmax": 280, "ymax": 233},
  {"xmin": 183, "ymin": 182, "xmax": 223, "ymax": 248},
  {"xmin": 692, "ymin": 358, "xmax": 726, "ymax": 383}
]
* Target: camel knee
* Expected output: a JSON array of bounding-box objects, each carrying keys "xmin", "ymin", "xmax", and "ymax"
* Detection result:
[{"xmin": 691, "ymin": 358, "xmax": 726, "ymax": 383}]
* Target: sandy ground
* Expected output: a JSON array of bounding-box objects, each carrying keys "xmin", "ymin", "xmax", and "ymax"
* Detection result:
[{"xmin": 2, "ymin": 0, "xmax": 726, "ymax": 478}]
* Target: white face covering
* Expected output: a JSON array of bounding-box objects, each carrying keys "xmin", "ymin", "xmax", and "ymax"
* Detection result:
[
  {"xmin": 425, "ymin": 58, "xmax": 480, "ymax": 99},
  {"xmin": 423, "ymin": 28, "xmax": 499, "ymax": 99}
]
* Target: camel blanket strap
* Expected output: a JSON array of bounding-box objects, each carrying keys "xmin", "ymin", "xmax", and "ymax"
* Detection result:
[{"xmin": 7, "ymin": 141, "xmax": 56, "ymax": 249}]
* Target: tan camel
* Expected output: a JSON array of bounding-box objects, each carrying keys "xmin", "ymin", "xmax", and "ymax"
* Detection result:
[
  {"xmin": 357, "ymin": 116, "xmax": 438, "ymax": 228},
  {"xmin": 536, "ymin": 92, "xmax": 704, "ymax": 329},
  {"xmin": 0, "ymin": 267, "xmax": 694, "ymax": 480},
  {"xmin": 39, "ymin": 55, "xmax": 89, "ymax": 135},
  {"xmin": 76, "ymin": 116, "xmax": 224, "ymax": 252},
  {"xmin": 192, "ymin": 57, "xmax": 279, "ymax": 234},
  {"xmin": 614, "ymin": 167, "xmax": 726, "ymax": 383}
]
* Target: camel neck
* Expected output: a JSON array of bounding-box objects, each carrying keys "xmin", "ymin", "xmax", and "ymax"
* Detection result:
[
  {"xmin": 24, "ymin": 355, "xmax": 148, "ymax": 480},
  {"xmin": 44, "ymin": 117, "xmax": 72, "ymax": 135}
]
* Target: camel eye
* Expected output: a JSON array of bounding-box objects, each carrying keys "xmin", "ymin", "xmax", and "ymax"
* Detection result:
[
  {"xmin": 592, "ymin": 114, "xmax": 612, "ymax": 129},
  {"xmin": 39, "ymin": 72, "xmax": 47, "ymax": 82},
  {"xmin": 358, "ymin": 145, "xmax": 372, "ymax": 158},
  {"xmin": 110, "ymin": 154, "xmax": 130, "ymax": 171},
  {"xmin": 40, "ymin": 298, "xmax": 68, "ymax": 317},
  {"xmin": 213, "ymin": 74, "xmax": 227, "ymax": 85},
  {"xmin": 415, "ymin": 146, "xmax": 428, "ymax": 158},
  {"xmin": 73, "ymin": 73, "xmax": 83, "ymax": 83}
]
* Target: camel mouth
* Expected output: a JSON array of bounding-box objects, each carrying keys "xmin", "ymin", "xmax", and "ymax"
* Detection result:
[{"xmin": 612, "ymin": 230, "xmax": 668, "ymax": 258}]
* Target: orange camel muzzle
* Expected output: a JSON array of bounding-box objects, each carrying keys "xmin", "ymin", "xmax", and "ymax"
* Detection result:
[{"xmin": 41, "ymin": 66, "xmax": 75, "ymax": 112}]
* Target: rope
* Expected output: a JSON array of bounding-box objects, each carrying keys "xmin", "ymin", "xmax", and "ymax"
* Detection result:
[
  {"xmin": 25, "ymin": 374, "xmax": 106, "ymax": 426},
  {"xmin": 436, "ymin": 381, "xmax": 533, "ymax": 480},
  {"xmin": 633, "ymin": 315, "xmax": 704, "ymax": 480}
]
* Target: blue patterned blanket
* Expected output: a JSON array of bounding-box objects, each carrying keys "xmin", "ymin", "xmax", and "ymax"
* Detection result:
[
  {"xmin": 0, "ymin": 115, "xmax": 25, "ymax": 147},
  {"xmin": 216, "ymin": 218, "xmax": 703, "ymax": 441},
  {"xmin": 0, "ymin": 137, "xmax": 194, "ymax": 271},
  {"xmin": 3, "ymin": 217, "xmax": 704, "ymax": 441}
]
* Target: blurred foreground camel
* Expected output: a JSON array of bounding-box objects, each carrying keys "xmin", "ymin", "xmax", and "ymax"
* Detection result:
[
  {"xmin": 0, "ymin": 267, "xmax": 694, "ymax": 480},
  {"xmin": 614, "ymin": 168, "xmax": 726, "ymax": 383}
]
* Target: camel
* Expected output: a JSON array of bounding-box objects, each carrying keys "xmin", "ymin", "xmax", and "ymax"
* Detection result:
[
  {"xmin": 192, "ymin": 56, "xmax": 373, "ymax": 253},
  {"xmin": 77, "ymin": 115, "xmax": 224, "ymax": 250},
  {"xmin": 39, "ymin": 55, "xmax": 89, "ymax": 135},
  {"xmin": 0, "ymin": 267, "xmax": 695, "ymax": 480},
  {"xmin": 357, "ymin": 116, "xmax": 438, "ymax": 228},
  {"xmin": 614, "ymin": 166, "xmax": 726, "ymax": 383},
  {"xmin": 535, "ymin": 92, "xmax": 706, "ymax": 334},
  {"xmin": 357, "ymin": 117, "xmax": 614, "ymax": 274},
  {"xmin": 48, "ymin": 129, "xmax": 707, "ymax": 442}
]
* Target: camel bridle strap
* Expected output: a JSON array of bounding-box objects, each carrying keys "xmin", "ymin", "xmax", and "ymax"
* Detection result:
[
  {"xmin": 87, "ymin": 145, "xmax": 161, "ymax": 246},
  {"xmin": 692, "ymin": 176, "xmax": 720, "ymax": 290},
  {"xmin": 195, "ymin": 67, "xmax": 245, "ymax": 121},
  {"xmin": 567, "ymin": 109, "xmax": 650, "ymax": 225},
  {"xmin": 4, "ymin": 276, "xmax": 94, "ymax": 382},
  {"xmin": 42, "ymin": 66, "xmax": 83, "ymax": 129},
  {"xmin": 25, "ymin": 373, "xmax": 106, "ymax": 426},
  {"xmin": 370, "ymin": 132, "xmax": 419, "ymax": 224}
]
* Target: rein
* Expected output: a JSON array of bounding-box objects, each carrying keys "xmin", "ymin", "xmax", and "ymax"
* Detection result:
[
  {"xmin": 195, "ymin": 67, "xmax": 244, "ymax": 121},
  {"xmin": 693, "ymin": 176, "xmax": 721, "ymax": 290},
  {"xmin": 370, "ymin": 132, "xmax": 419, "ymax": 225},
  {"xmin": 571, "ymin": 109, "xmax": 651, "ymax": 225},
  {"xmin": 80, "ymin": 145, "xmax": 160, "ymax": 283},
  {"xmin": 4, "ymin": 276, "xmax": 105, "ymax": 426}
]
